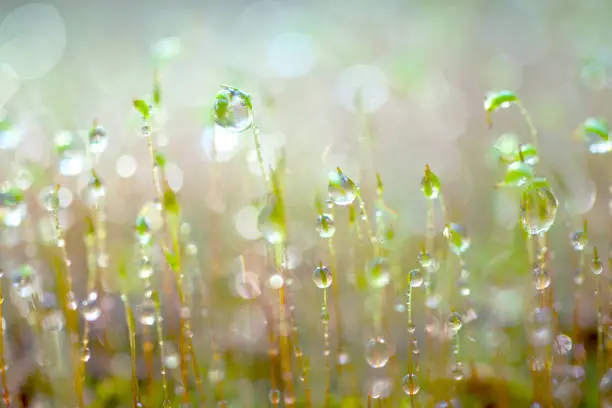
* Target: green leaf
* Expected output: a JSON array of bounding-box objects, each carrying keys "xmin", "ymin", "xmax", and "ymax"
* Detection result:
[
  {"xmin": 133, "ymin": 99, "xmax": 150, "ymax": 118},
  {"xmin": 503, "ymin": 161, "xmax": 534, "ymax": 187},
  {"xmin": 153, "ymin": 72, "xmax": 162, "ymax": 106},
  {"xmin": 0, "ymin": 120, "xmax": 11, "ymax": 132},
  {"xmin": 164, "ymin": 249, "xmax": 180, "ymax": 272},
  {"xmin": 162, "ymin": 181, "xmax": 180, "ymax": 215},
  {"xmin": 484, "ymin": 90, "xmax": 518, "ymax": 112},
  {"xmin": 154, "ymin": 152, "xmax": 166, "ymax": 169},
  {"xmin": 582, "ymin": 117, "xmax": 609, "ymax": 139}
]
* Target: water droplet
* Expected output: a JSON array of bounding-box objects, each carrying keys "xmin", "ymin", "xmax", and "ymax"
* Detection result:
[
  {"xmin": 554, "ymin": 334, "xmax": 572, "ymax": 355},
  {"xmin": 138, "ymin": 257, "xmax": 154, "ymax": 279},
  {"xmin": 66, "ymin": 291, "xmax": 78, "ymax": 310},
  {"xmin": 213, "ymin": 86, "xmax": 253, "ymax": 133},
  {"xmin": 338, "ymin": 351, "xmax": 350, "ymax": 366},
  {"xmin": 135, "ymin": 215, "xmax": 152, "ymax": 246},
  {"xmin": 520, "ymin": 183, "xmax": 558, "ymax": 236},
  {"xmin": 421, "ymin": 165, "xmax": 440, "ymax": 199},
  {"xmin": 312, "ymin": 264, "xmax": 332, "ymax": 289},
  {"xmin": 268, "ymin": 388, "xmax": 281, "ymax": 404},
  {"xmin": 328, "ymin": 168, "xmax": 357, "ymax": 206},
  {"xmin": 11, "ymin": 264, "xmax": 39, "ymax": 299},
  {"xmin": 320, "ymin": 306, "xmax": 330, "ymax": 323},
  {"xmin": 443, "ymin": 223, "xmax": 471, "ymax": 255},
  {"xmin": 268, "ymin": 274, "xmax": 284, "ymax": 290},
  {"xmin": 578, "ymin": 118, "xmax": 612, "ymax": 154},
  {"xmin": 81, "ymin": 292, "xmax": 101, "ymax": 322},
  {"xmin": 448, "ymin": 312, "xmax": 463, "ymax": 332},
  {"xmin": 85, "ymin": 171, "xmax": 105, "ymax": 205},
  {"xmin": 592, "ymin": 256, "xmax": 604, "ymax": 275},
  {"xmin": 365, "ymin": 336, "xmax": 391, "ymax": 368},
  {"xmin": 408, "ymin": 269, "xmax": 424, "ymax": 288},
  {"xmin": 88, "ymin": 124, "xmax": 108, "ymax": 155},
  {"xmin": 533, "ymin": 268, "xmax": 551, "ymax": 291},
  {"xmin": 367, "ymin": 258, "xmax": 391, "ymax": 288},
  {"xmin": 570, "ymin": 231, "xmax": 587, "ymax": 251},
  {"xmin": 81, "ymin": 347, "xmax": 91, "ymax": 362},
  {"xmin": 401, "ymin": 373, "xmax": 420, "ymax": 395},
  {"xmin": 138, "ymin": 299, "xmax": 157, "ymax": 326},
  {"xmin": 451, "ymin": 362, "xmax": 464, "ymax": 381},
  {"xmin": 316, "ymin": 213, "xmax": 336, "ymax": 238},
  {"xmin": 42, "ymin": 187, "xmax": 60, "ymax": 213}
]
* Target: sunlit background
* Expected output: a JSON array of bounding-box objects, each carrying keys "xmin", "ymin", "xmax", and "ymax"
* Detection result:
[{"xmin": 0, "ymin": 0, "xmax": 612, "ymax": 406}]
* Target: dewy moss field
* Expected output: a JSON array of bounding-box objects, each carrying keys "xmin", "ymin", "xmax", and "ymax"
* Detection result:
[{"xmin": 0, "ymin": 72, "xmax": 610, "ymax": 408}]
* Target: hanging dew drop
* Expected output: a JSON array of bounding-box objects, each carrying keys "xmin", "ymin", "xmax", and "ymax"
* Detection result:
[
  {"xmin": 448, "ymin": 311, "xmax": 463, "ymax": 332},
  {"xmin": 577, "ymin": 118, "xmax": 612, "ymax": 154},
  {"xmin": 81, "ymin": 291, "xmax": 101, "ymax": 322},
  {"xmin": 85, "ymin": 171, "xmax": 106, "ymax": 206},
  {"xmin": 312, "ymin": 264, "xmax": 332, "ymax": 289},
  {"xmin": 213, "ymin": 85, "xmax": 253, "ymax": 133},
  {"xmin": 367, "ymin": 257, "xmax": 391, "ymax": 288},
  {"xmin": 316, "ymin": 213, "xmax": 336, "ymax": 238},
  {"xmin": 484, "ymin": 90, "xmax": 517, "ymax": 126},
  {"xmin": 88, "ymin": 123, "xmax": 108, "ymax": 155},
  {"xmin": 520, "ymin": 182, "xmax": 558, "ymax": 236},
  {"xmin": 443, "ymin": 223, "xmax": 471, "ymax": 255},
  {"xmin": 408, "ymin": 269, "xmax": 424, "ymax": 288},
  {"xmin": 533, "ymin": 268, "xmax": 551, "ymax": 291},
  {"xmin": 401, "ymin": 373, "xmax": 420, "ymax": 395},
  {"xmin": 327, "ymin": 168, "xmax": 357, "ymax": 206},
  {"xmin": 81, "ymin": 347, "xmax": 91, "ymax": 362},
  {"xmin": 135, "ymin": 215, "xmax": 152, "ymax": 246},
  {"xmin": 364, "ymin": 336, "xmax": 391, "ymax": 368},
  {"xmin": 570, "ymin": 231, "xmax": 587, "ymax": 251},
  {"xmin": 138, "ymin": 257, "xmax": 154, "ymax": 279},
  {"xmin": 138, "ymin": 299, "xmax": 157, "ymax": 326}
]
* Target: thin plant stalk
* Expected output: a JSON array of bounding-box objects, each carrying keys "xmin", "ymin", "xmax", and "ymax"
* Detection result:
[
  {"xmin": 0, "ymin": 272, "xmax": 9, "ymax": 406},
  {"xmin": 121, "ymin": 293, "xmax": 139, "ymax": 408},
  {"xmin": 50, "ymin": 186, "xmax": 83, "ymax": 407},
  {"xmin": 140, "ymin": 107, "xmax": 191, "ymax": 399},
  {"xmin": 322, "ymin": 285, "xmax": 331, "ymax": 407}
]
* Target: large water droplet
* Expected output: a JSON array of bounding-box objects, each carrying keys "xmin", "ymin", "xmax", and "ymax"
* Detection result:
[
  {"xmin": 367, "ymin": 258, "xmax": 391, "ymax": 288},
  {"xmin": 85, "ymin": 171, "xmax": 105, "ymax": 206},
  {"xmin": 521, "ymin": 183, "xmax": 558, "ymax": 236},
  {"xmin": 443, "ymin": 223, "xmax": 471, "ymax": 255},
  {"xmin": 312, "ymin": 264, "xmax": 332, "ymax": 289},
  {"xmin": 135, "ymin": 215, "xmax": 152, "ymax": 246},
  {"xmin": 365, "ymin": 336, "xmax": 391, "ymax": 368},
  {"xmin": 328, "ymin": 168, "xmax": 357, "ymax": 206},
  {"xmin": 213, "ymin": 86, "xmax": 253, "ymax": 133},
  {"xmin": 401, "ymin": 373, "xmax": 420, "ymax": 395}
]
